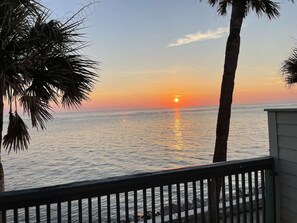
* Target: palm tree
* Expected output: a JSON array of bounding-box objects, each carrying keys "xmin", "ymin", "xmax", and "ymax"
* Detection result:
[
  {"xmin": 203, "ymin": 2, "xmax": 285, "ymax": 220},
  {"xmin": 204, "ymin": 0, "xmax": 285, "ymax": 164},
  {"xmin": 282, "ymin": 47, "xmax": 297, "ymax": 84},
  {"xmin": 0, "ymin": 0, "xmax": 98, "ymax": 191}
]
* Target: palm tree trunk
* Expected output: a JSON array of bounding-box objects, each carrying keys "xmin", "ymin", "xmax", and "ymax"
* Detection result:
[
  {"xmin": 211, "ymin": 2, "xmax": 245, "ymax": 222},
  {"xmin": 213, "ymin": 1, "xmax": 245, "ymax": 163},
  {"xmin": 0, "ymin": 81, "xmax": 4, "ymax": 192}
]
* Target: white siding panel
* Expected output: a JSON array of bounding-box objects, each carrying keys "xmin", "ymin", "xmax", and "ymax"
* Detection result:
[
  {"xmin": 278, "ymin": 136, "xmax": 297, "ymax": 151},
  {"xmin": 279, "ymin": 148, "xmax": 297, "ymax": 164},
  {"xmin": 281, "ymin": 207, "xmax": 297, "ymax": 223},
  {"xmin": 267, "ymin": 110, "xmax": 297, "ymax": 223},
  {"xmin": 280, "ymin": 185, "xmax": 297, "ymax": 202},
  {"xmin": 279, "ymin": 172, "xmax": 297, "ymax": 189},
  {"xmin": 279, "ymin": 160, "xmax": 297, "ymax": 177},
  {"xmin": 282, "ymin": 218, "xmax": 291, "ymax": 223},
  {"xmin": 280, "ymin": 196, "xmax": 297, "ymax": 215},
  {"xmin": 278, "ymin": 124, "xmax": 297, "ymax": 137},
  {"xmin": 277, "ymin": 112, "xmax": 297, "ymax": 125}
]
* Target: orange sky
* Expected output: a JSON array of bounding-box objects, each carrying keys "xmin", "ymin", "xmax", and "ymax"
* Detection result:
[{"xmin": 77, "ymin": 60, "xmax": 297, "ymax": 111}]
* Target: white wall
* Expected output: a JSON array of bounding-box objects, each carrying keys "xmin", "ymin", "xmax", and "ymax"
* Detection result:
[{"xmin": 266, "ymin": 109, "xmax": 297, "ymax": 223}]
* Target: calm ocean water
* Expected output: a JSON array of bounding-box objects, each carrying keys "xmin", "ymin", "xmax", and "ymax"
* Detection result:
[{"xmin": 2, "ymin": 103, "xmax": 295, "ymax": 191}]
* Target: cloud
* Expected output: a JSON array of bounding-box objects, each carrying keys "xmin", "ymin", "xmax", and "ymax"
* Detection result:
[{"xmin": 168, "ymin": 27, "xmax": 229, "ymax": 47}]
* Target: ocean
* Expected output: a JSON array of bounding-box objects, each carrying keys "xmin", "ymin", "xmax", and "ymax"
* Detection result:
[{"xmin": 2, "ymin": 103, "xmax": 294, "ymax": 191}]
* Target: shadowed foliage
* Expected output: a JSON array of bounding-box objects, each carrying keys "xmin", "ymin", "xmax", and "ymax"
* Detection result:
[
  {"xmin": 282, "ymin": 47, "xmax": 297, "ymax": 84},
  {"xmin": 0, "ymin": 0, "xmax": 98, "ymax": 191},
  {"xmin": 3, "ymin": 112, "xmax": 30, "ymax": 153},
  {"xmin": 203, "ymin": 0, "xmax": 292, "ymax": 164}
]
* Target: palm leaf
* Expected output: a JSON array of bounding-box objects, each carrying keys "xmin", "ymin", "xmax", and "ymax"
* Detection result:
[
  {"xmin": 19, "ymin": 95, "xmax": 53, "ymax": 130},
  {"xmin": 250, "ymin": 0, "xmax": 280, "ymax": 19},
  {"xmin": 218, "ymin": 0, "xmax": 231, "ymax": 16},
  {"xmin": 202, "ymin": 0, "xmax": 281, "ymax": 19},
  {"xmin": 3, "ymin": 112, "xmax": 30, "ymax": 153},
  {"xmin": 282, "ymin": 48, "xmax": 297, "ymax": 85}
]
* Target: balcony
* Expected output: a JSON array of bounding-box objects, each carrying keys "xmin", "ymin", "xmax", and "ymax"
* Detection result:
[{"xmin": 0, "ymin": 157, "xmax": 275, "ymax": 223}]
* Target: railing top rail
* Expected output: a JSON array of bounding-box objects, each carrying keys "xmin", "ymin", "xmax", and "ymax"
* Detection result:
[{"xmin": 0, "ymin": 156, "xmax": 274, "ymax": 210}]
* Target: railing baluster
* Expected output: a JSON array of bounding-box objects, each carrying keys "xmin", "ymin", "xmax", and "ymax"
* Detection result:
[
  {"xmin": 107, "ymin": 195, "xmax": 111, "ymax": 223},
  {"xmin": 46, "ymin": 204, "xmax": 51, "ymax": 223},
  {"xmin": 242, "ymin": 173, "xmax": 247, "ymax": 223},
  {"xmin": 248, "ymin": 171, "xmax": 253, "ymax": 223},
  {"xmin": 235, "ymin": 174, "xmax": 240, "ymax": 223},
  {"xmin": 184, "ymin": 182, "xmax": 189, "ymax": 223},
  {"xmin": 78, "ymin": 199, "xmax": 83, "ymax": 223},
  {"xmin": 151, "ymin": 187, "xmax": 156, "ymax": 223},
  {"xmin": 200, "ymin": 180, "xmax": 205, "ymax": 223},
  {"xmin": 192, "ymin": 181, "xmax": 197, "ymax": 223},
  {"xmin": 25, "ymin": 207, "xmax": 29, "ymax": 223},
  {"xmin": 125, "ymin": 192, "xmax": 129, "ymax": 223},
  {"xmin": 254, "ymin": 171, "xmax": 260, "ymax": 223},
  {"xmin": 228, "ymin": 175, "xmax": 234, "ymax": 223},
  {"xmin": 177, "ymin": 183, "xmax": 181, "ymax": 222},
  {"xmin": 143, "ymin": 189, "xmax": 147, "ymax": 223},
  {"xmin": 116, "ymin": 193, "xmax": 120, "ymax": 222},
  {"xmin": 261, "ymin": 170, "xmax": 266, "ymax": 223},
  {"xmin": 36, "ymin": 206, "xmax": 40, "ymax": 223},
  {"xmin": 68, "ymin": 201, "xmax": 72, "ymax": 223},
  {"xmin": 57, "ymin": 202, "xmax": 61, "ymax": 223},
  {"xmin": 97, "ymin": 196, "xmax": 101, "ymax": 223},
  {"xmin": 168, "ymin": 184, "xmax": 173, "ymax": 223},
  {"xmin": 88, "ymin": 198, "xmax": 92, "ymax": 223},
  {"xmin": 134, "ymin": 190, "xmax": 138, "ymax": 223},
  {"xmin": 222, "ymin": 177, "xmax": 227, "ymax": 223},
  {"xmin": 160, "ymin": 186, "xmax": 164, "ymax": 223},
  {"xmin": 13, "ymin": 209, "xmax": 18, "ymax": 223}
]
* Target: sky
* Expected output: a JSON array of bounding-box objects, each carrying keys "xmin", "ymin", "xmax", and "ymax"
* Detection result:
[{"xmin": 41, "ymin": 0, "xmax": 297, "ymax": 111}]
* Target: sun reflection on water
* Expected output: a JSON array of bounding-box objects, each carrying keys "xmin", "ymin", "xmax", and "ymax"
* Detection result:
[{"xmin": 173, "ymin": 109, "xmax": 184, "ymax": 151}]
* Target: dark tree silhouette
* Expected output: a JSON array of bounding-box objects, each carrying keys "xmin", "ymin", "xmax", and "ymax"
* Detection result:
[
  {"xmin": 204, "ymin": 0, "xmax": 286, "ymax": 163},
  {"xmin": 0, "ymin": 0, "xmax": 98, "ymax": 191},
  {"xmin": 282, "ymin": 47, "xmax": 297, "ymax": 84}
]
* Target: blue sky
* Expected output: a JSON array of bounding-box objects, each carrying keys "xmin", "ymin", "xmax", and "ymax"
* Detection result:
[{"xmin": 41, "ymin": 0, "xmax": 297, "ymax": 110}]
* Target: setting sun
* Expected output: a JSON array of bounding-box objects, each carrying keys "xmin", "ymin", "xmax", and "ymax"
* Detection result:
[{"xmin": 174, "ymin": 97, "xmax": 179, "ymax": 103}]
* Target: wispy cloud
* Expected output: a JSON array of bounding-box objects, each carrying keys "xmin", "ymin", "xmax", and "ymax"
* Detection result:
[{"xmin": 168, "ymin": 27, "xmax": 229, "ymax": 47}]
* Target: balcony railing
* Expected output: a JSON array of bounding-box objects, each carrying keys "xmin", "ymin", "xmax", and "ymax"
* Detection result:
[{"xmin": 0, "ymin": 157, "xmax": 275, "ymax": 223}]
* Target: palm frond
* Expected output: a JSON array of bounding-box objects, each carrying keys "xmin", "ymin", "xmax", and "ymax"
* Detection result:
[
  {"xmin": 202, "ymin": 0, "xmax": 281, "ymax": 19},
  {"xmin": 250, "ymin": 0, "xmax": 280, "ymax": 19},
  {"xmin": 218, "ymin": 0, "xmax": 231, "ymax": 15},
  {"xmin": 200, "ymin": 0, "xmax": 232, "ymax": 15},
  {"xmin": 3, "ymin": 112, "xmax": 30, "ymax": 153},
  {"xmin": 19, "ymin": 95, "xmax": 53, "ymax": 130},
  {"xmin": 0, "ymin": 0, "xmax": 99, "ymax": 152},
  {"xmin": 58, "ymin": 55, "xmax": 98, "ymax": 108},
  {"xmin": 22, "ymin": 17, "xmax": 99, "ymax": 108},
  {"xmin": 0, "ymin": 0, "xmax": 41, "ymax": 40},
  {"xmin": 205, "ymin": 0, "xmax": 218, "ymax": 7},
  {"xmin": 281, "ymin": 48, "xmax": 297, "ymax": 85}
]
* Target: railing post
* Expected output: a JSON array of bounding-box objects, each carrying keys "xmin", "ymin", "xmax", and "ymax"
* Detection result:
[
  {"xmin": 265, "ymin": 169, "xmax": 276, "ymax": 223},
  {"xmin": 266, "ymin": 109, "xmax": 280, "ymax": 223}
]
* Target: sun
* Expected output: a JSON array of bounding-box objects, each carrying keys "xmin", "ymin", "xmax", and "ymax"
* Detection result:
[{"xmin": 174, "ymin": 97, "xmax": 179, "ymax": 103}]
